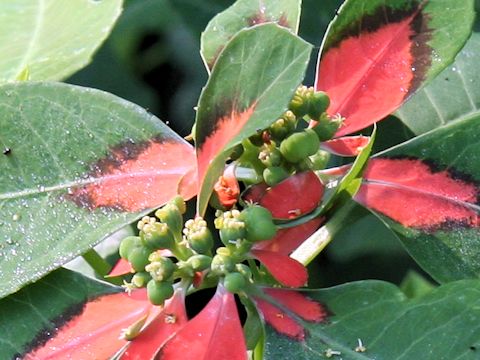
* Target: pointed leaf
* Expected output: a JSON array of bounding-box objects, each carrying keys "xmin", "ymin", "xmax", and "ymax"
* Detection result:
[
  {"xmin": 251, "ymin": 249, "xmax": 308, "ymax": 287},
  {"xmin": 0, "ymin": 0, "xmax": 122, "ymax": 82},
  {"xmin": 158, "ymin": 285, "xmax": 247, "ymax": 360},
  {"xmin": 397, "ymin": 13, "xmax": 480, "ymax": 134},
  {"xmin": 201, "ymin": 0, "xmax": 302, "ymax": 69},
  {"xmin": 0, "ymin": 268, "xmax": 154, "ymax": 359},
  {"xmin": 0, "ymin": 82, "xmax": 196, "ymax": 298},
  {"xmin": 356, "ymin": 116, "xmax": 480, "ymax": 282},
  {"xmin": 315, "ymin": 0, "xmax": 474, "ymax": 136},
  {"xmin": 264, "ymin": 280, "xmax": 480, "ymax": 360},
  {"xmin": 195, "ymin": 24, "xmax": 312, "ymax": 215},
  {"xmin": 121, "ymin": 290, "xmax": 188, "ymax": 360}
]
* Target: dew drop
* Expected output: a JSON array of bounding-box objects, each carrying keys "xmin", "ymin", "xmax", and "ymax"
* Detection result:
[
  {"xmin": 12, "ymin": 213, "xmax": 21, "ymax": 221},
  {"xmin": 6, "ymin": 238, "xmax": 14, "ymax": 245}
]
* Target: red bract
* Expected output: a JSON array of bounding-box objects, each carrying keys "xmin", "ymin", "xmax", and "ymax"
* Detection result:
[{"xmin": 254, "ymin": 288, "xmax": 328, "ymax": 340}]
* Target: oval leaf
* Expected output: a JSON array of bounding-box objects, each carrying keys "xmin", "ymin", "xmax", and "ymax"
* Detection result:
[
  {"xmin": 195, "ymin": 24, "xmax": 312, "ymax": 215},
  {"xmin": 356, "ymin": 115, "xmax": 480, "ymax": 282},
  {"xmin": 0, "ymin": 0, "xmax": 122, "ymax": 82},
  {"xmin": 201, "ymin": 0, "xmax": 302, "ymax": 69},
  {"xmin": 315, "ymin": 0, "xmax": 474, "ymax": 136},
  {"xmin": 0, "ymin": 82, "xmax": 196, "ymax": 297},
  {"xmin": 264, "ymin": 280, "xmax": 480, "ymax": 360},
  {"xmin": 0, "ymin": 268, "xmax": 152, "ymax": 359}
]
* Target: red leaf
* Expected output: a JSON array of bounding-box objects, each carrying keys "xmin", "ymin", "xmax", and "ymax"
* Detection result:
[
  {"xmin": 254, "ymin": 297, "xmax": 305, "ymax": 340},
  {"xmin": 262, "ymin": 288, "xmax": 328, "ymax": 323},
  {"xmin": 321, "ymin": 136, "xmax": 370, "ymax": 157},
  {"xmin": 315, "ymin": 4, "xmax": 431, "ymax": 136},
  {"xmin": 253, "ymin": 217, "xmax": 323, "ymax": 255},
  {"xmin": 69, "ymin": 138, "xmax": 196, "ymax": 212},
  {"xmin": 356, "ymin": 158, "xmax": 480, "ymax": 229},
  {"xmin": 244, "ymin": 172, "xmax": 323, "ymax": 220},
  {"xmin": 251, "ymin": 249, "xmax": 308, "ymax": 287},
  {"xmin": 196, "ymin": 105, "xmax": 256, "ymax": 203},
  {"xmin": 158, "ymin": 285, "xmax": 247, "ymax": 360},
  {"xmin": 121, "ymin": 290, "xmax": 188, "ymax": 360},
  {"xmin": 108, "ymin": 258, "xmax": 133, "ymax": 277},
  {"xmin": 26, "ymin": 290, "xmax": 157, "ymax": 360}
]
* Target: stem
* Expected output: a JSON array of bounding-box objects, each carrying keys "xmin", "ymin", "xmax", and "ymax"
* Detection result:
[
  {"xmin": 82, "ymin": 248, "xmax": 112, "ymax": 278},
  {"xmin": 290, "ymin": 201, "xmax": 359, "ymax": 266}
]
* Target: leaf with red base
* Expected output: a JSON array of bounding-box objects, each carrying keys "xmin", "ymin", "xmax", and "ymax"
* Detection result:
[
  {"xmin": 315, "ymin": 0, "xmax": 474, "ymax": 136},
  {"xmin": 201, "ymin": 0, "xmax": 302, "ymax": 70},
  {"xmin": 355, "ymin": 116, "xmax": 480, "ymax": 282},
  {"xmin": 195, "ymin": 24, "xmax": 311, "ymax": 215},
  {"xmin": 0, "ymin": 268, "xmax": 157, "ymax": 360},
  {"xmin": 253, "ymin": 217, "xmax": 324, "ymax": 255},
  {"xmin": 243, "ymin": 171, "xmax": 324, "ymax": 220},
  {"xmin": 0, "ymin": 82, "xmax": 196, "ymax": 298},
  {"xmin": 251, "ymin": 249, "xmax": 308, "ymax": 287},
  {"xmin": 157, "ymin": 285, "xmax": 247, "ymax": 360},
  {"xmin": 121, "ymin": 290, "xmax": 188, "ymax": 360},
  {"xmin": 321, "ymin": 136, "xmax": 370, "ymax": 157}
]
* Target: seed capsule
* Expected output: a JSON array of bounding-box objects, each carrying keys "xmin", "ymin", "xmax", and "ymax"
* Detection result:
[
  {"xmin": 147, "ymin": 280, "xmax": 174, "ymax": 306},
  {"xmin": 280, "ymin": 129, "xmax": 320, "ymax": 163}
]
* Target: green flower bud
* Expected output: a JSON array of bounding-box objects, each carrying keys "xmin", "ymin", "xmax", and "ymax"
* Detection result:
[
  {"xmin": 131, "ymin": 271, "xmax": 151, "ymax": 288},
  {"xmin": 184, "ymin": 217, "xmax": 213, "ymax": 254},
  {"xmin": 308, "ymin": 91, "xmax": 330, "ymax": 120},
  {"xmin": 145, "ymin": 256, "xmax": 176, "ymax": 282},
  {"xmin": 119, "ymin": 236, "xmax": 141, "ymax": 260},
  {"xmin": 240, "ymin": 205, "xmax": 277, "ymax": 242},
  {"xmin": 187, "ymin": 254, "xmax": 212, "ymax": 271},
  {"xmin": 309, "ymin": 149, "xmax": 331, "ymax": 170},
  {"xmin": 215, "ymin": 209, "xmax": 247, "ymax": 247},
  {"xmin": 147, "ymin": 280, "xmax": 174, "ymax": 306},
  {"xmin": 211, "ymin": 253, "xmax": 236, "ymax": 274},
  {"xmin": 312, "ymin": 113, "xmax": 344, "ymax": 141},
  {"xmin": 224, "ymin": 272, "xmax": 246, "ymax": 293},
  {"xmin": 171, "ymin": 195, "xmax": 187, "ymax": 215},
  {"xmin": 269, "ymin": 111, "xmax": 297, "ymax": 141},
  {"xmin": 236, "ymin": 263, "xmax": 252, "ymax": 281},
  {"xmin": 258, "ymin": 143, "xmax": 282, "ymax": 168},
  {"xmin": 141, "ymin": 222, "xmax": 175, "ymax": 250},
  {"xmin": 128, "ymin": 246, "xmax": 152, "ymax": 272},
  {"xmin": 263, "ymin": 166, "xmax": 289, "ymax": 186},
  {"xmin": 155, "ymin": 203, "xmax": 183, "ymax": 235},
  {"xmin": 280, "ymin": 129, "xmax": 320, "ymax": 163},
  {"xmin": 289, "ymin": 85, "xmax": 311, "ymax": 118}
]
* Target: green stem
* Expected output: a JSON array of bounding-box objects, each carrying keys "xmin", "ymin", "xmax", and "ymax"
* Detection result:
[
  {"xmin": 290, "ymin": 201, "xmax": 359, "ymax": 266},
  {"xmin": 82, "ymin": 248, "xmax": 112, "ymax": 278}
]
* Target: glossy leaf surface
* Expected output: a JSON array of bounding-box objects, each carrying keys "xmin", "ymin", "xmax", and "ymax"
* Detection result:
[
  {"xmin": 0, "ymin": 0, "xmax": 122, "ymax": 82},
  {"xmin": 356, "ymin": 115, "xmax": 480, "ymax": 282},
  {"xmin": 158, "ymin": 285, "xmax": 247, "ymax": 360},
  {"xmin": 0, "ymin": 268, "xmax": 152, "ymax": 359},
  {"xmin": 195, "ymin": 24, "xmax": 311, "ymax": 215},
  {"xmin": 201, "ymin": 0, "xmax": 302, "ymax": 69},
  {"xmin": 0, "ymin": 82, "xmax": 196, "ymax": 297},
  {"xmin": 264, "ymin": 280, "xmax": 480, "ymax": 359},
  {"xmin": 396, "ymin": 11, "xmax": 480, "ymax": 134},
  {"xmin": 315, "ymin": 0, "xmax": 474, "ymax": 136}
]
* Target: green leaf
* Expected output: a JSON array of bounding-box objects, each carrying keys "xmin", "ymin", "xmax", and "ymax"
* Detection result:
[
  {"xmin": 396, "ymin": 7, "xmax": 480, "ymax": 134},
  {"xmin": 0, "ymin": 0, "xmax": 123, "ymax": 82},
  {"xmin": 0, "ymin": 82, "xmax": 196, "ymax": 298},
  {"xmin": 264, "ymin": 280, "xmax": 480, "ymax": 359},
  {"xmin": 400, "ymin": 270, "xmax": 436, "ymax": 298},
  {"xmin": 354, "ymin": 115, "xmax": 480, "ymax": 283},
  {"xmin": 201, "ymin": 0, "xmax": 302, "ymax": 70},
  {"xmin": 195, "ymin": 24, "xmax": 312, "ymax": 215},
  {"xmin": 0, "ymin": 267, "xmax": 155, "ymax": 359}
]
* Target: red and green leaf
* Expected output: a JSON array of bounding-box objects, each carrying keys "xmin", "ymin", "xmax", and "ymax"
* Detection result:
[
  {"xmin": 157, "ymin": 285, "xmax": 247, "ymax": 360},
  {"xmin": 264, "ymin": 280, "xmax": 480, "ymax": 359},
  {"xmin": 355, "ymin": 115, "xmax": 480, "ymax": 282},
  {"xmin": 0, "ymin": 82, "xmax": 195, "ymax": 298},
  {"xmin": 0, "ymin": 268, "xmax": 153, "ymax": 359},
  {"xmin": 315, "ymin": 0, "xmax": 474, "ymax": 136},
  {"xmin": 201, "ymin": 0, "xmax": 302, "ymax": 70},
  {"xmin": 195, "ymin": 24, "xmax": 311, "ymax": 215}
]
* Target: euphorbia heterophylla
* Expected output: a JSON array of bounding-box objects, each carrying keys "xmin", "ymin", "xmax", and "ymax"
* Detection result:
[{"xmin": 0, "ymin": 0, "xmax": 476, "ymax": 360}]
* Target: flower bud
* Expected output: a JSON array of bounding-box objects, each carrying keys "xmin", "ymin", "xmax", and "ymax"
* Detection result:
[
  {"xmin": 240, "ymin": 205, "xmax": 277, "ymax": 242},
  {"xmin": 128, "ymin": 246, "xmax": 152, "ymax": 272},
  {"xmin": 263, "ymin": 166, "xmax": 289, "ymax": 186},
  {"xmin": 269, "ymin": 111, "xmax": 296, "ymax": 141},
  {"xmin": 184, "ymin": 217, "xmax": 213, "ymax": 254},
  {"xmin": 145, "ymin": 256, "xmax": 176, "ymax": 282},
  {"xmin": 155, "ymin": 203, "xmax": 183, "ymax": 235},
  {"xmin": 187, "ymin": 254, "xmax": 212, "ymax": 271},
  {"xmin": 224, "ymin": 272, "xmax": 246, "ymax": 293},
  {"xmin": 280, "ymin": 129, "xmax": 320, "ymax": 163},
  {"xmin": 258, "ymin": 143, "xmax": 282, "ymax": 168},
  {"xmin": 308, "ymin": 91, "xmax": 330, "ymax": 120},
  {"xmin": 119, "ymin": 236, "xmax": 141, "ymax": 260},
  {"xmin": 312, "ymin": 113, "xmax": 344, "ymax": 141},
  {"xmin": 147, "ymin": 280, "xmax": 174, "ymax": 306},
  {"xmin": 309, "ymin": 149, "xmax": 331, "ymax": 170},
  {"xmin": 141, "ymin": 222, "xmax": 175, "ymax": 250},
  {"xmin": 211, "ymin": 252, "xmax": 236, "ymax": 274},
  {"xmin": 131, "ymin": 271, "xmax": 151, "ymax": 288},
  {"xmin": 289, "ymin": 85, "xmax": 311, "ymax": 118}
]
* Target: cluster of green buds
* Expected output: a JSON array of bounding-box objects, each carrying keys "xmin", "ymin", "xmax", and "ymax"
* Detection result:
[
  {"xmin": 235, "ymin": 85, "xmax": 342, "ymax": 186},
  {"xmin": 119, "ymin": 195, "xmax": 279, "ymax": 304}
]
